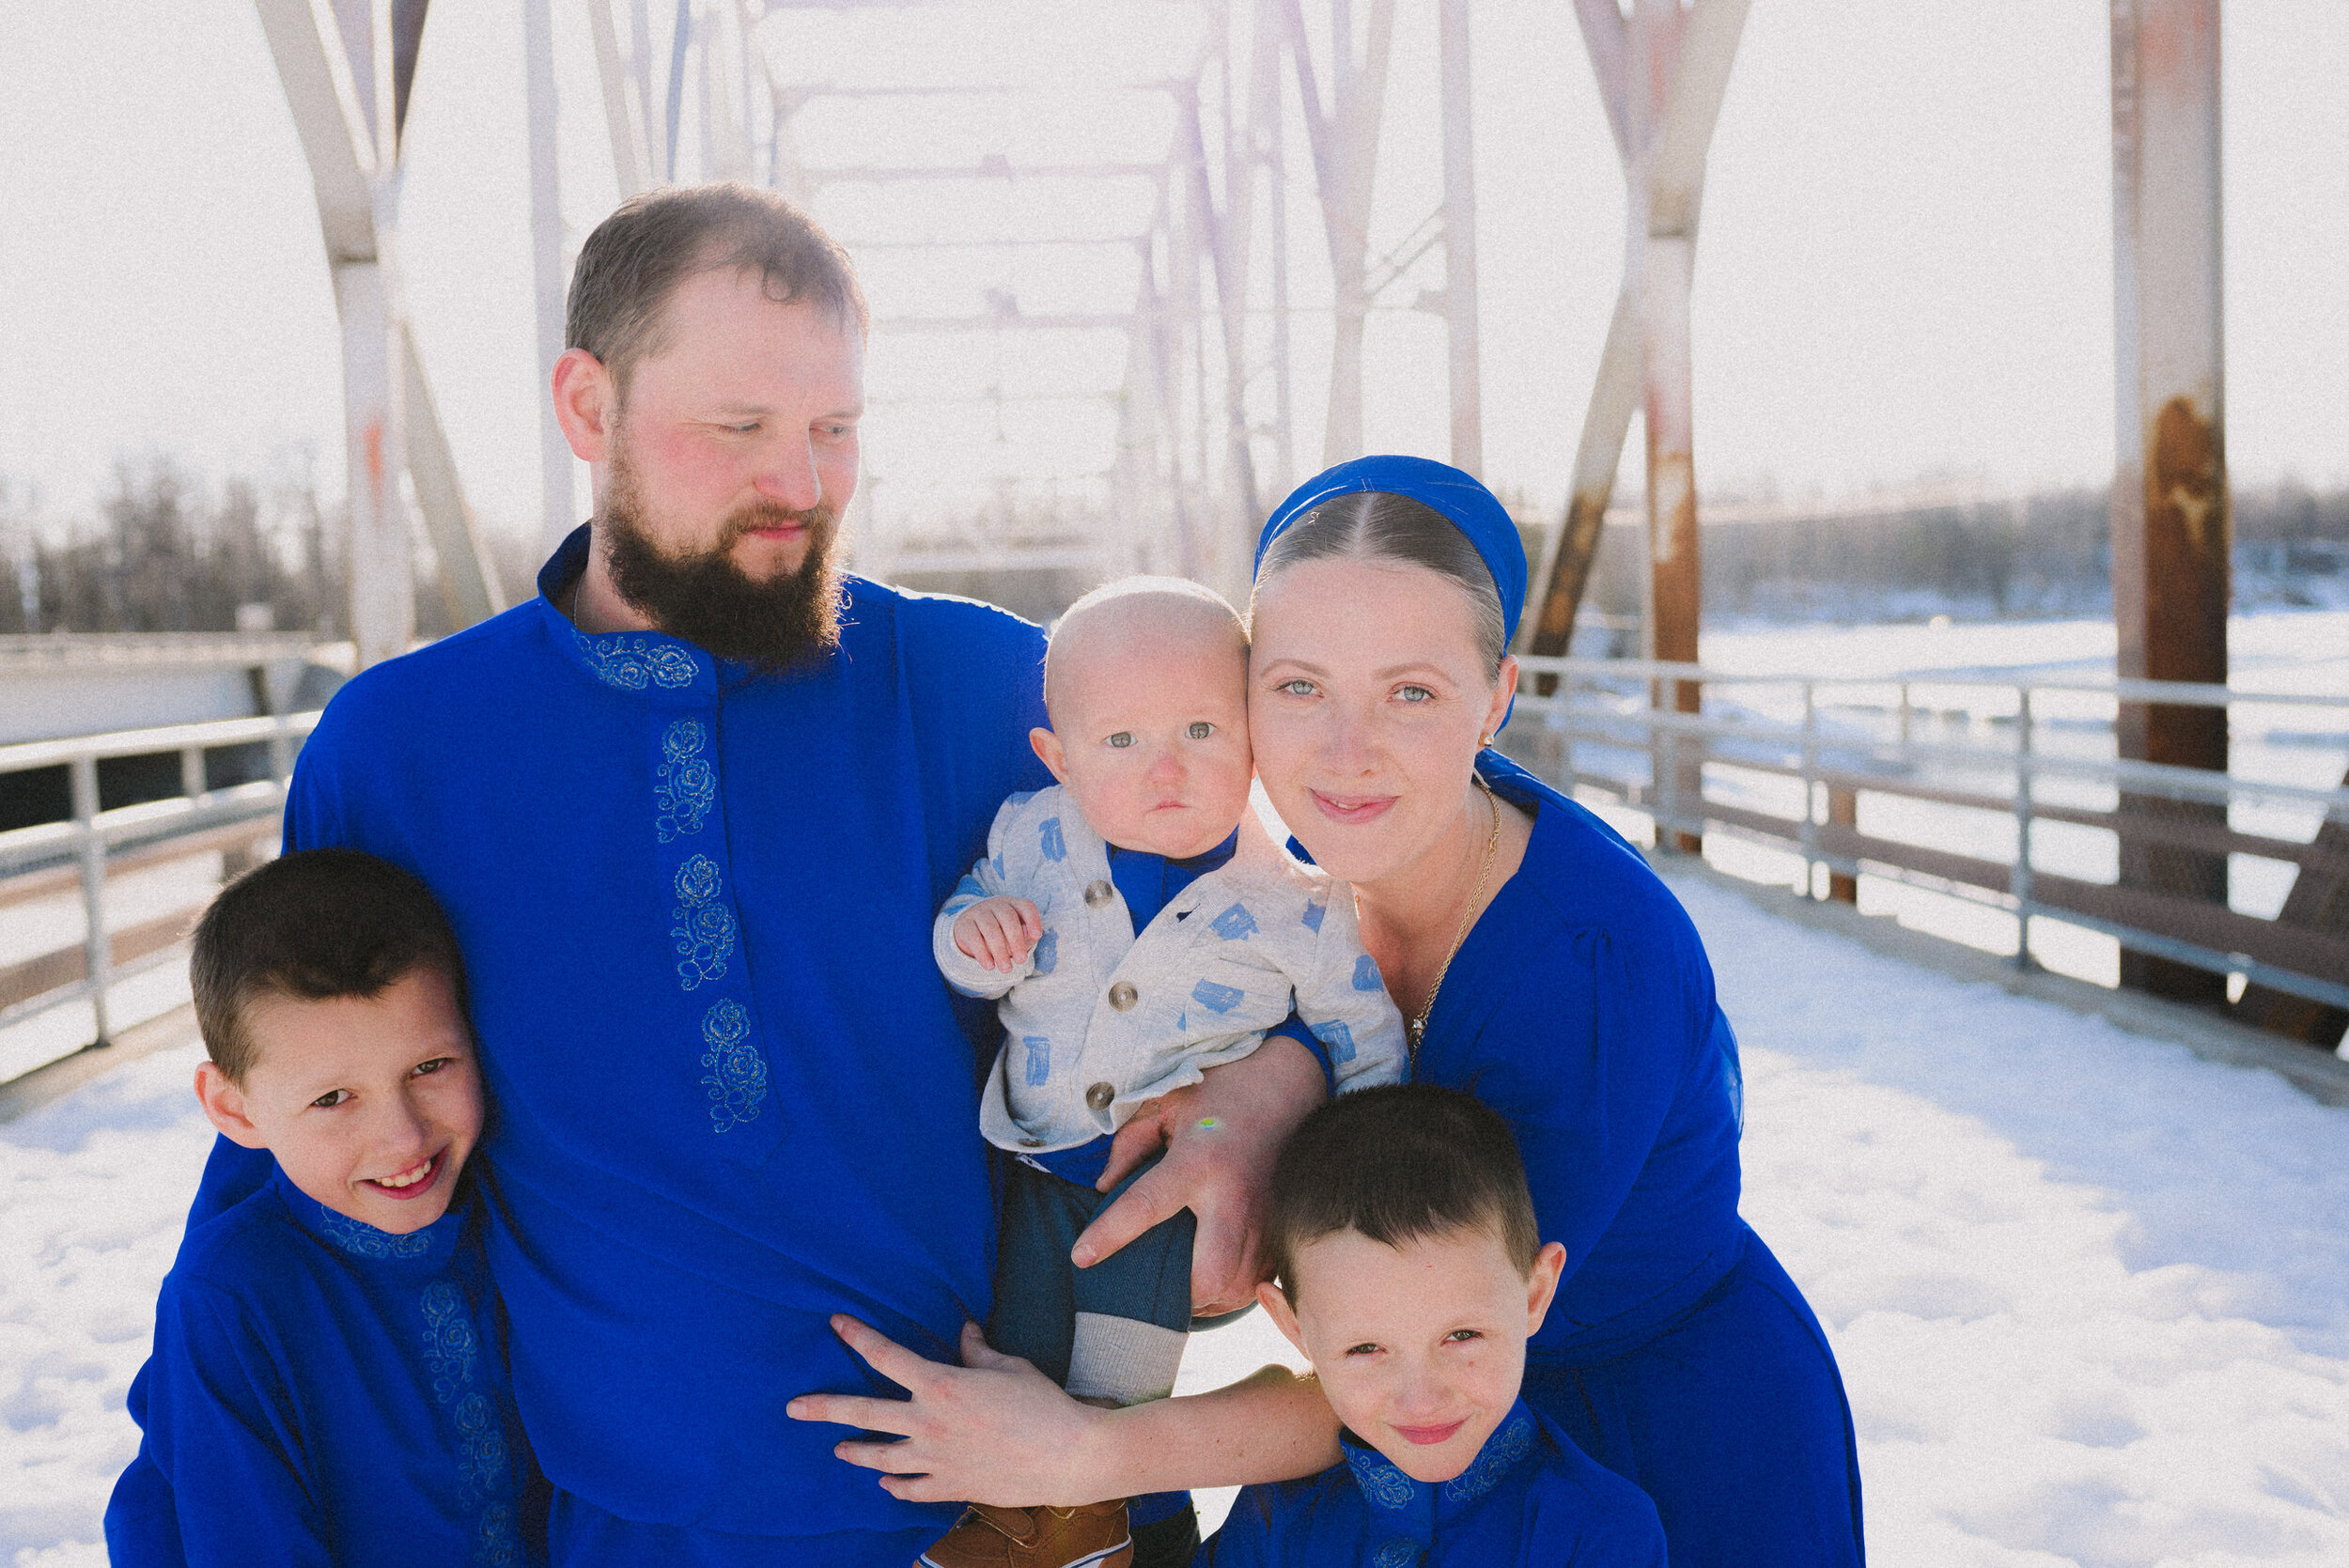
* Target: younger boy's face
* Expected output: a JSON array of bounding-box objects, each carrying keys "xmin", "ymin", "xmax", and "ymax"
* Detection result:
[
  {"xmin": 196, "ymin": 965, "xmax": 483, "ymax": 1235},
  {"xmin": 1260, "ymin": 1225, "xmax": 1566, "ymax": 1484},
  {"xmin": 1034, "ymin": 627, "xmax": 1253, "ymax": 859}
]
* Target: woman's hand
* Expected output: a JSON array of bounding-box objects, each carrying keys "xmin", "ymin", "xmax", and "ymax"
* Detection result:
[
  {"xmin": 1078, "ymin": 1032, "xmax": 1327, "ymax": 1315},
  {"xmin": 786, "ymin": 1318, "xmax": 1112, "ymax": 1506}
]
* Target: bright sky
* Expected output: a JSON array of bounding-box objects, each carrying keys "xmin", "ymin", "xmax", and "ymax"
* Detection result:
[{"xmin": 1, "ymin": 0, "xmax": 2344, "ymax": 551}]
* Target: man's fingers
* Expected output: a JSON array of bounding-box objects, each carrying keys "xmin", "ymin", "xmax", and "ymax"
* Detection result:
[
  {"xmin": 1073, "ymin": 1162, "xmax": 1178, "ymax": 1267},
  {"xmin": 786, "ymin": 1392, "xmax": 912, "ymax": 1436},
  {"xmin": 825, "ymin": 1313, "xmax": 939, "ymax": 1391},
  {"xmin": 831, "ymin": 1436, "xmax": 923, "ymax": 1476}
]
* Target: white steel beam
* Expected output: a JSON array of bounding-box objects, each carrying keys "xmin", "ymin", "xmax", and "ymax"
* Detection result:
[
  {"xmin": 400, "ymin": 321, "xmax": 506, "ymax": 626},
  {"xmin": 1438, "ymin": 0, "xmax": 1481, "ymax": 476},
  {"xmin": 588, "ymin": 0, "xmax": 650, "ymax": 195},
  {"xmin": 524, "ymin": 0, "xmax": 578, "ymax": 549}
]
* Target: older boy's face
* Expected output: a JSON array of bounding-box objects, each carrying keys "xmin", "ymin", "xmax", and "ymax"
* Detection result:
[
  {"xmin": 1035, "ymin": 623, "xmax": 1253, "ymax": 859},
  {"xmin": 199, "ymin": 966, "xmax": 482, "ymax": 1235},
  {"xmin": 1260, "ymin": 1226, "xmax": 1565, "ymax": 1484}
]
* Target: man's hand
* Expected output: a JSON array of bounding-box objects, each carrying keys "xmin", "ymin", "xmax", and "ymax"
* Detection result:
[
  {"xmin": 1075, "ymin": 1033, "xmax": 1327, "ymax": 1315},
  {"xmin": 953, "ymin": 897, "xmax": 1043, "ymax": 972}
]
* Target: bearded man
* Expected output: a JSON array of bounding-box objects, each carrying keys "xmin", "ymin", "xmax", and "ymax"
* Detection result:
[{"xmin": 113, "ymin": 185, "xmax": 1330, "ymax": 1567}]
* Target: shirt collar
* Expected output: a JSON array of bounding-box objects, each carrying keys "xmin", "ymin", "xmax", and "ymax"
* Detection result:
[
  {"xmin": 1339, "ymin": 1401, "xmax": 1544, "ymax": 1543},
  {"xmin": 536, "ymin": 523, "xmax": 722, "ymax": 700},
  {"xmin": 272, "ymin": 1165, "xmax": 470, "ymax": 1267}
]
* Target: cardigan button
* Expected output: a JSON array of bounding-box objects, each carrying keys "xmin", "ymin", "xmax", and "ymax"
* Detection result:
[
  {"xmin": 1086, "ymin": 1081, "xmax": 1115, "ymax": 1112},
  {"xmin": 1108, "ymin": 982, "xmax": 1138, "ymax": 1012},
  {"xmin": 1084, "ymin": 879, "xmax": 1115, "ymax": 908}
]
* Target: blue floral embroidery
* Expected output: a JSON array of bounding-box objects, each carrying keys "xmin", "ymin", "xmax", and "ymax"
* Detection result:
[
  {"xmin": 1034, "ymin": 929, "xmax": 1058, "ymax": 975},
  {"xmin": 575, "ymin": 630, "xmax": 700, "ymax": 691},
  {"xmin": 453, "ymin": 1391, "xmax": 510, "ymax": 1507},
  {"xmin": 655, "ymin": 719, "xmax": 716, "ymax": 841},
  {"xmin": 1208, "ymin": 903, "xmax": 1259, "ymax": 941},
  {"xmin": 699, "ymin": 1000, "xmax": 769, "ymax": 1132},
  {"xmin": 420, "ymin": 1281, "xmax": 478, "ymax": 1404},
  {"xmin": 1023, "ymin": 1034, "xmax": 1051, "ymax": 1085},
  {"xmin": 1353, "ymin": 954, "xmax": 1383, "ymax": 991},
  {"xmin": 1371, "ymin": 1540, "xmax": 1420, "ymax": 1568},
  {"xmin": 317, "ymin": 1207, "xmax": 430, "ymax": 1260},
  {"xmin": 670, "ymin": 854, "xmax": 738, "ymax": 990},
  {"xmin": 1313, "ymin": 1019, "xmax": 1359, "ymax": 1064},
  {"xmin": 1039, "ymin": 817, "xmax": 1066, "ymax": 862},
  {"xmin": 1300, "ymin": 900, "xmax": 1327, "ymax": 932},
  {"xmin": 1347, "ymin": 1449, "xmax": 1418, "ymax": 1512},
  {"xmin": 474, "ymin": 1503, "xmax": 522, "ymax": 1567},
  {"xmin": 1191, "ymin": 979, "xmax": 1246, "ymax": 1014},
  {"xmin": 1439, "ymin": 1413, "xmax": 1535, "ymax": 1506}
]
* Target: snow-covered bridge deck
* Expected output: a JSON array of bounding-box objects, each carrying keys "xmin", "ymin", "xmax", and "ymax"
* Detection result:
[{"xmin": 5, "ymin": 870, "xmax": 2346, "ymax": 1565}]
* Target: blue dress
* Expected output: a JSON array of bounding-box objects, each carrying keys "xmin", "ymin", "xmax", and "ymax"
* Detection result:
[
  {"xmin": 106, "ymin": 1170, "xmax": 544, "ymax": 1566},
  {"xmin": 1196, "ymin": 1399, "xmax": 1665, "ymax": 1566},
  {"xmin": 144, "ymin": 529, "xmax": 1061, "ymax": 1565},
  {"xmin": 1408, "ymin": 753, "xmax": 1864, "ymax": 1565}
]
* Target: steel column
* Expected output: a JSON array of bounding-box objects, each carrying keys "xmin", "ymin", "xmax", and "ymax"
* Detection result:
[
  {"xmin": 524, "ymin": 0, "xmax": 577, "ymax": 549},
  {"xmin": 2110, "ymin": 0, "xmax": 2230, "ymax": 1002},
  {"xmin": 1438, "ymin": 0, "xmax": 1482, "ymax": 476}
]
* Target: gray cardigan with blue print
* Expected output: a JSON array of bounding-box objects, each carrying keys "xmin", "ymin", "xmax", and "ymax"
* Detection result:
[{"xmin": 935, "ymin": 784, "xmax": 1407, "ymax": 1156}]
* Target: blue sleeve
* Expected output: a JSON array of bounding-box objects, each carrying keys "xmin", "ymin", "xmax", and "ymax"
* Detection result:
[
  {"xmin": 102, "ymin": 1433, "xmax": 186, "ymax": 1568},
  {"xmin": 1550, "ymin": 1479, "xmax": 1668, "ymax": 1567},
  {"xmin": 1191, "ymin": 1485, "xmax": 1279, "ymax": 1567},
  {"xmin": 141, "ymin": 1280, "xmax": 334, "ymax": 1568}
]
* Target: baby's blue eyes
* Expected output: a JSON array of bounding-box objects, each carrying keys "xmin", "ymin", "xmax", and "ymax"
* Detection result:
[
  {"xmin": 1188, "ymin": 722, "xmax": 1214, "ymax": 739},
  {"xmin": 1107, "ymin": 732, "xmax": 1134, "ymax": 749}
]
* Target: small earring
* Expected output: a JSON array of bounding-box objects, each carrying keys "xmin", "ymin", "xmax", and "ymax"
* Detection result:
[{"xmin": 1478, "ymin": 734, "xmax": 1494, "ymax": 748}]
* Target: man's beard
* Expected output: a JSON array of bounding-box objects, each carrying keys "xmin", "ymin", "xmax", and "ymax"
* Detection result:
[{"xmin": 599, "ymin": 448, "xmax": 845, "ymax": 670}]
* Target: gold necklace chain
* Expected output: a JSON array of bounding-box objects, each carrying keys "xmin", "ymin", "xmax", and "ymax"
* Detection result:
[{"xmin": 1406, "ymin": 773, "xmax": 1501, "ymax": 1061}]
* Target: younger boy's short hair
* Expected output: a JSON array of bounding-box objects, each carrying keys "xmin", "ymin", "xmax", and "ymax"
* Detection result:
[
  {"xmin": 191, "ymin": 849, "xmax": 467, "ymax": 1083},
  {"xmin": 1265, "ymin": 1083, "xmax": 1542, "ymax": 1300}
]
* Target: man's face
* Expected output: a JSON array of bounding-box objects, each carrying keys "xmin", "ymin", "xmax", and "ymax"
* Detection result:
[
  {"xmin": 597, "ymin": 268, "xmax": 866, "ymax": 662},
  {"xmin": 197, "ymin": 966, "xmax": 484, "ymax": 1235}
]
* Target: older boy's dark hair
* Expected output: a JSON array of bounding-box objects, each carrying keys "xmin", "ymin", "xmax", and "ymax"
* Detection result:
[
  {"xmin": 1265, "ymin": 1083, "xmax": 1542, "ymax": 1301},
  {"xmin": 191, "ymin": 850, "xmax": 466, "ymax": 1083},
  {"xmin": 567, "ymin": 181, "xmax": 868, "ymax": 406}
]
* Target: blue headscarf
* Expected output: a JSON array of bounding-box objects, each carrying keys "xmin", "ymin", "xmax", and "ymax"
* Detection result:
[
  {"xmin": 1252, "ymin": 455, "xmax": 1528, "ymax": 645},
  {"xmin": 1252, "ymin": 455, "xmax": 1528, "ymax": 732}
]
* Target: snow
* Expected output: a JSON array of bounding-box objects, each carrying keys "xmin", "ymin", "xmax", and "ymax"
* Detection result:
[{"xmin": 8, "ymin": 874, "xmax": 2349, "ymax": 1566}]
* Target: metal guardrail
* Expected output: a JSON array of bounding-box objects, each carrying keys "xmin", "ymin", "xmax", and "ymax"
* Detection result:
[
  {"xmin": 0, "ymin": 711, "xmax": 320, "ymax": 1052},
  {"xmin": 1511, "ymin": 656, "xmax": 2349, "ymax": 1015}
]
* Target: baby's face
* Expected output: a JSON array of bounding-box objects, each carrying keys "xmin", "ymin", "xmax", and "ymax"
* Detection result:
[
  {"xmin": 1262, "ymin": 1225, "xmax": 1565, "ymax": 1484},
  {"xmin": 1044, "ymin": 629, "xmax": 1252, "ymax": 858}
]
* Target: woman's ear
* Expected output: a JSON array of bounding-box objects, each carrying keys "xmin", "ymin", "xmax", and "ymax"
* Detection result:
[
  {"xmin": 1029, "ymin": 727, "xmax": 1068, "ymax": 784},
  {"xmin": 1482, "ymin": 655, "xmax": 1520, "ymax": 744},
  {"xmin": 194, "ymin": 1063, "xmax": 268, "ymax": 1150},
  {"xmin": 1257, "ymin": 1279, "xmax": 1309, "ymax": 1358}
]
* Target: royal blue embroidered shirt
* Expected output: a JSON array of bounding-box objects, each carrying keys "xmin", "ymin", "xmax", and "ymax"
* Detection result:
[
  {"xmin": 159, "ymin": 530, "xmax": 1055, "ymax": 1545},
  {"xmin": 1195, "ymin": 1401, "xmax": 1665, "ymax": 1567},
  {"xmin": 108, "ymin": 1169, "xmax": 543, "ymax": 1567}
]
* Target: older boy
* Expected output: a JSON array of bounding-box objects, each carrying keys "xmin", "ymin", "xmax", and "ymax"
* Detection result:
[
  {"xmin": 927, "ymin": 579, "xmax": 1407, "ymax": 1568},
  {"xmin": 105, "ymin": 850, "xmax": 545, "ymax": 1567},
  {"xmin": 1199, "ymin": 1085, "xmax": 1666, "ymax": 1567}
]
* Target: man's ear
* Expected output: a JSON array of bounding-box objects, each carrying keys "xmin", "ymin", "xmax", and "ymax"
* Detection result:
[
  {"xmin": 551, "ymin": 348, "xmax": 617, "ymax": 464},
  {"xmin": 1029, "ymin": 727, "xmax": 1068, "ymax": 785},
  {"xmin": 194, "ymin": 1063, "xmax": 268, "ymax": 1150},
  {"xmin": 1523, "ymin": 1240, "xmax": 1568, "ymax": 1334},
  {"xmin": 1257, "ymin": 1279, "xmax": 1308, "ymax": 1358}
]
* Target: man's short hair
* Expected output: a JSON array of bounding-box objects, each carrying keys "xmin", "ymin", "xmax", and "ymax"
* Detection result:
[
  {"xmin": 191, "ymin": 850, "xmax": 467, "ymax": 1083},
  {"xmin": 566, "ymin": 181, "xmax": 869, "ymax": 403},
  {"xmin": 1265, "ymin": 1084, "xmax": 1543, "ymax": 1301}
]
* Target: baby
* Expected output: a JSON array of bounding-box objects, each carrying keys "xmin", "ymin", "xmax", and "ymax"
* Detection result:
[{"xmin": 926, "ymin": 577, "xmax": 1406, "ymax": 1568}]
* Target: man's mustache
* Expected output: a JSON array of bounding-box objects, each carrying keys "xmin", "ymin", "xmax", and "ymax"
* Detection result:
[{"xmin": 719, "ymin": 502, "xmax": 835, "ymax": 547}]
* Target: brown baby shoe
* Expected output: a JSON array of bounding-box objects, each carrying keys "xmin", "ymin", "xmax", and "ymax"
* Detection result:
[{"xmin": 917, "ymin": 1499, "xmax": 1133, "ymax": 1568}]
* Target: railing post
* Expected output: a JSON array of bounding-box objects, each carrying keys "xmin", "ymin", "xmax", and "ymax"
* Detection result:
[
  {"xmin": 1898, "ymin": 680, "xmax": 1913, "ymax": 748},
  {"xmin": 2013, "ymin": 685, "xmax": 2036, "ymax": 970},
  {"xmin": 180, "ymin": 745, "xmax": 208, "ymax": 804},
  {"xmin": 70, "ymin": 753, "xmax": 112, "ymax": 1047},
  {"xmin": 1799, "ymin": 678, "xmax": 1820, "ymax": 897}
]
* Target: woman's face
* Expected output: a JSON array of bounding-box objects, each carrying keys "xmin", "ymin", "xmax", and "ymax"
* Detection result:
[{"xmin": 1248, "ymin": 555, "xmax": 1517, "ymax": 889}]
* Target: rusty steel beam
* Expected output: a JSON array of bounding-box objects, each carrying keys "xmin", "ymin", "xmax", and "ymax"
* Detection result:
[{"xmin": 2110, "ymin": 0, "xmax": 2231, "ymax": 1002}]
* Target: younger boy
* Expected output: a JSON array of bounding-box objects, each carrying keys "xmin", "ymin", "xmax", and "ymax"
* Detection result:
[
  {"xmin": 104, "ymin": 849, "xmax": 546, "ymax": 1567},
  {"xmin": 1199, "ymin": 1085, "xmax": 1667, "ymax": 1567},
  {"xmin": 927, "ymin": 578, "xmax": 1407, "ymax": 1568}
]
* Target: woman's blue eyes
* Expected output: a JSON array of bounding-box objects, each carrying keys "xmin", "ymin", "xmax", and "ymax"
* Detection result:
[
  {"xmin": 1277, "ymin": 678, "xmax": 1317, "ymax": 697},
  {"xmin": 1397, "ymin": 685, "xmax": 1434, "ymax": 703}
]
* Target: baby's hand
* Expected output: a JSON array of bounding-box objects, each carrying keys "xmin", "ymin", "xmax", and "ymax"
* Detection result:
[{"xmin": 953, "ymin": 897, "xmax": 1043, "ymax": 972}]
